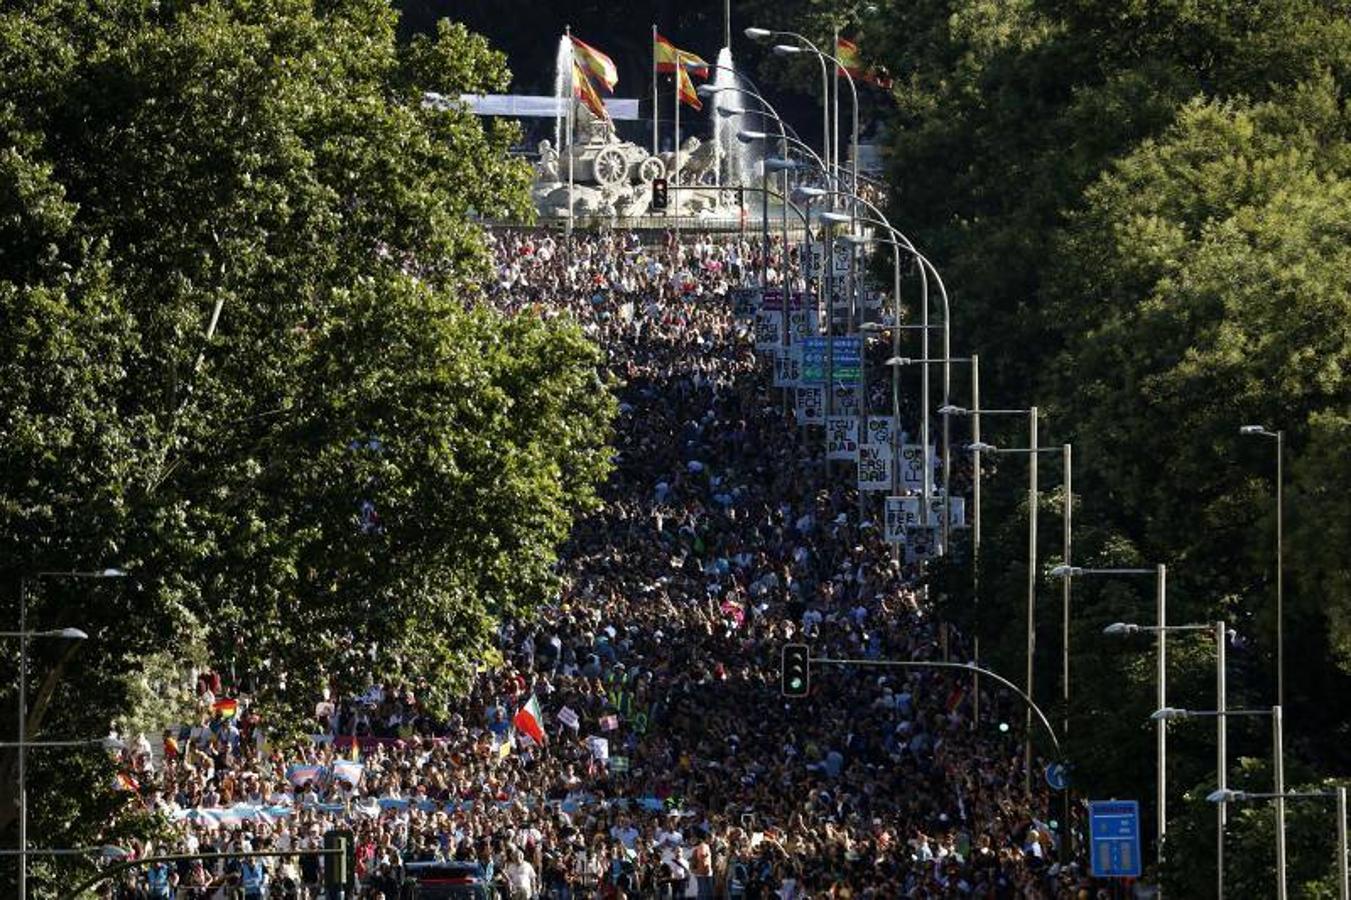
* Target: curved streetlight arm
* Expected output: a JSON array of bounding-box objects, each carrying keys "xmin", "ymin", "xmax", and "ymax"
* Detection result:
[
  {"xmin": 742, "ymin": 129, "xmax": 830, "ymax": 181},
  {"xmin": 755, "ymin": 29, "xmax": 833, "ymax": 178},
  {"xmin": 810, "ymin": 656, "xmax": 1062, "ymax": 754}
]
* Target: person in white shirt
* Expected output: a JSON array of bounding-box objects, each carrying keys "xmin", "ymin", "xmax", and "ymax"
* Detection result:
[{"xmin": 503, "ymin": 846, "xmax": 537, "ymax": 900}]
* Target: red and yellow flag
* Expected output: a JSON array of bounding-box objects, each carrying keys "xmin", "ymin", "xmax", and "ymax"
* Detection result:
[
  {"xmin": 676, "ymin": 64, "xmax": 702, "ymax": 111},
  {"xmin": 655, "ymin": 33, "xmax": 710, "ymax": 79},
  {"xmin": 571, "ymin": 35, "xmax": 618, "ymax": 91},
  {"xmin": 573, "ymin": 62, "xmax": 609, "ymax": 120},
  {"xmin": 836, "ymin": 37, "xmax": 894, "ymax": 89},
  {"xmin": 212, "ymin": 698, "xmax": 239, "ymax": 719}
]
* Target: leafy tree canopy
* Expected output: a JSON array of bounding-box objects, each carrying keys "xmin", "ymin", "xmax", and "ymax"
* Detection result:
[{"xmin": 0, "ymin": 0, "xmax": 613, "ymax": 879}]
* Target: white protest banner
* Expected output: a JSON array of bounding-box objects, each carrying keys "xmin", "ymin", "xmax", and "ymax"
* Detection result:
[
  {"xmin": 804, "ymin": 241, "xmax": 824, "ymax": 278},
  {"xmin": 905, "ymin": 525, "xmax": 942, "ymax": 563},
  {"xmin": 832, "ymin": 384, "xmax": 861, "ymax": 416},
  {"xmin": 731, "ymin": 288, "xmax": 760, "ymax": 318},
  {"xmin": 832, "ymin": 240, "xmax": 852, "ymax": 277},
  {"xmin": 599, "ymin": 714, "xmax": 619, "ymax": 732},
  {"xmin": 787, "ymin": 308, "xmax": 818, "ymax": 344},
  {"xmin": 795, "ymin": 386, "xmax": 825, "ymax": 426},
  {"xmin": 858, "ymin": 444, "xmax": 892, "ymax": 492},
  {"xmin": 898, "ymin": 496, "xmax": 964, "ymax": 530},
  {"xmin": 773, "ymin": 347, "xmax": 802, "ymax": 388},
  {"xmin": 586, "ymin": 736, "xmax": 609, "ymax": 762},
  {"xmin": 825, "ymin": 416, "xmax": 860, "ymax": 461},
  {"xmin": 900, "ymin": 444, "xmax": 937, "ymax": 495},
  {"xmin": 884, "ymin": 497, "xmax": 908, "ymax": 543},
  {"xmin": 556, "ymin": 706, "xmax": 580, "ymax": 731},
  {"xmin": 916, "ymin": 495, "xmax": 967, "ymax": 529},
  {"xmin": 753, "ymin": 311, "xmax": 782, "ymax": 351},
  {"xmin": 865, "ymin": 417, "xmax": 898, "ymax": 456}
]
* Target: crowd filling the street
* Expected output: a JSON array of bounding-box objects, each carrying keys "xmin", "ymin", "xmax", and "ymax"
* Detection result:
[{"xmin": 106, "ymin": 229, "xmax": 1091, "ymax": 899}]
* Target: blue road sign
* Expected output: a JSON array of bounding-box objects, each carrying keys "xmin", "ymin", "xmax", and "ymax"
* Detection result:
[
  {"xmin": 1089, "ymin": 800, "xmax": 1142, "ymax": 878},
  {"xmin": 800, "ymin": 337, "xmax": 861, "ymax": 384},
  {"xmin": 1045, "ymin": 762, "xmax": 1070, "ymax": 791}
]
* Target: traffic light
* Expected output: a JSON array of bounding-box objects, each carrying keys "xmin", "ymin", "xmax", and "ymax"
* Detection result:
[
  {"xmin": 651, "ymin": 177, "xmax": 668, "ymax": 210},
  {"xmin": 781, "ymin": 643, "xmax": 810, "ymax": 697},
  {"xmin": 324, "ymin": 829, "xmax": 354, "ymax": 892}
]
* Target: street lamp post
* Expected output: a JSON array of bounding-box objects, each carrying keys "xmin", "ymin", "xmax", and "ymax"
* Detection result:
[
  {"xmin": 13, "ymin": 568, "xmax": 123, "ymax": 900},
  {"xmin": 1100, "ymin": 621, "xmax": 1226, "ymax": 896},
  {"xmin": 745, "ymin": 28, "xmax": 832, "ymax": 187},
  {"xmin": 965, "ymin": 434, "xmax": 1069, "ymax": 796},
  {"xmin": 1209, "ymin": 785, "xmax": 1347, "ymax": 900},
  {"xmin": 1058, "ymin": 565, "xmax": 1168, "ymax": 890},
  {"xmin": 823, "ymin": 206, "xmax": 952, "ymax": 540},
  {"xmin": 1163, "ymin": 705, "xmax": 1284, "ymax": 898},
  {"xmin": 1240, "ymin": 424, "xmax": 1284, "ymax": 707}
]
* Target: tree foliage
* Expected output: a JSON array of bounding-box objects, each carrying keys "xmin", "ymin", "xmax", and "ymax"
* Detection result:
[
  {"xmin": 0, "ymin": 0, "xmax": 613, "ymax": 885},
  {"xmin": 859, "ymin": 0, "xmax": 1350, "ymax": 892}
]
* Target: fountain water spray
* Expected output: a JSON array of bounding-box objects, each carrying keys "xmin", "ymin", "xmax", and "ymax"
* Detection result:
[
  {"xmin": 553, "ymin": 35, "xmax": 572, "ymax": 151},
  {"xmin": 711, "ymin": 47, "xmax": 753, "ymax": 190}
]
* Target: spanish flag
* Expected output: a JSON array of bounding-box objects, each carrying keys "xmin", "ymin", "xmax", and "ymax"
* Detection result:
[
  {"xmin": 836, "ymin": 37, "xmax": 894, "ymax": 89},
  {"xmin": 573, "ymin": 62, "xmax": 610, "ymax": 120},
  {"xmin": 676, "ymin": 64, "xmax": 701, "ymax": 111},
  {"xmin": 654, "ymin": 33, "xmax": 709, "ymax": 79},
  {"xmin": 571, "ymin": 35, "xmax": 618, "ymax": 91}
]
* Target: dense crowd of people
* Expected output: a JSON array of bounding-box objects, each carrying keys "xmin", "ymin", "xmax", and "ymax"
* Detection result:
[{"xmin": 106, "ymin": 228, "xmax": 1099, "ymax": 899}]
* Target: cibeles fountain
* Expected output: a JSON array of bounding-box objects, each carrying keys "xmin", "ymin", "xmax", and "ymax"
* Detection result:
[{"xmin": 531, "ymin": 41, "xmax": 756, "ymax": 221}]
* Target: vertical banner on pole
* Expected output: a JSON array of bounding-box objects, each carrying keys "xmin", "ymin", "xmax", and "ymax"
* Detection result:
[
  {"xmin": 753, "ymin": 310, "xmax": 781, "ymax": 351},
  {"xmin": 825, "ymin": 416, "xmax": 860, "ymax": 461},
  {"xmin": 795, "ymin": 386, "xmax": 825, "ymax": 426},
  {"xmin": 858, "ymin": 445, "xmax": 892, "ymax": 492},
  {"xmin": 901, "ymin": 444, "xmax": 937, "ymax": 495},
  {"xmin": 774, "ymin": 347, "xmax": 802, "ymax": 387}
]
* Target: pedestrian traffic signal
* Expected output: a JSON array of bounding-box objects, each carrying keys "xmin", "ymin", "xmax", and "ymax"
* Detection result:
[
  {"xmin": 324, "ymin": 829, "xmax": 354, "ymax": 891},
  {"xmin": 651, "ymin": 177, "xmax": 668, "ymax": 211},
  {"xmin": 781, "ymin": 643, "xmax": 810, "ymax": 697}
]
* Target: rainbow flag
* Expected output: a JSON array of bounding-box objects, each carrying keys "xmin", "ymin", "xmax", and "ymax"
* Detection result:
[{"xmin": 212, "ymin": 698, "xmax": 239, "ymax": 719}]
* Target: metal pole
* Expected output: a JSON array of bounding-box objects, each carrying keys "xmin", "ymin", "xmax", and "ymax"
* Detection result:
[
  {"xmin": 1061, "ymin": 443, "xmax": 1072, "ymax": 862},
  {"xmin": 1217, "ymin": 619, "xmax": 1227, "ymax": 900},
  {"xmin": 17, "ymin": 578, "xmax": 27, "ymax": 900},
  {"xmin": 1275, "ymin": 704, "xmax": 1287, "ymax": 900},
  {"xmin": 651, "ymin": 25, "xmax": 659, "ymax": 157},
  {"xmin": 1025, "ymin": 406, "xmax": 1038, "ymax": 797},
  {"xmin": 971, "ymin": 355, "xmax": 981, "ymax": 727},
  {"xmin": 760, "ymin": 170, "xmax": 769, "ymax": 291},
  {"xmin": 724, "ymin": 0, "xmax": 730, "ymax": 49},
  {"xmin": 1276, "ymin": 430, "xmax": 1284, "ymax": 709},
  {"xmin": 1157, "ymin": 563, "xmax": 1168, "ymax": 896},
  {"xmin": 824, "ymin": 226, "xmax": 835, "ymax": 420},
  {"xmin": 673, "ymin": 70, "xmax": 680, "ymax": 241},
  {"xmin": 565, "ymin": 27, "xmax": 575, "ymax": 241},
  {"xmin": 1062, "ymin": 444, "xmax": 1072, "ymax": 736},
  {"xmin": 831, "ymin": 26, "xmax": 840, "ymax": 190},
  {"xmin": 781, "ymin": 162, "xmax": 791, "ymax": 420},
  {"xmin": 890, "ymin": 247, "xmax": 902, "ymax": 564},
  {"xmin": 1338, "ymin": 786, "xmax": 1348, "ymax": 900},
  {"xmin": 920, "ymin": 250, "xmax": 932, "ymax": 529},
  {"xmin": 941, "ymin": 271, "xmax": 952, "ymax": 550}
]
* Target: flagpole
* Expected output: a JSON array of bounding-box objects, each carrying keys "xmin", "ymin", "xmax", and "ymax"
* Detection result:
[
  {"xmin": 566, "ymin": 26, "xmax": 575, "ymax": 240},
  {"xmin": 651, "ymin": 24, "xmax": 658, "ymax": 157},
  {"xmin": 674, "ymin": 67, "xmax": 681, "ymax": 242}
]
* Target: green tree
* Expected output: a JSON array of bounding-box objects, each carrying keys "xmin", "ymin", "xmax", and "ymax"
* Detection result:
[{"xmin": 0, "ymin": 0, "xmax": 613, "ymax": 889}]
